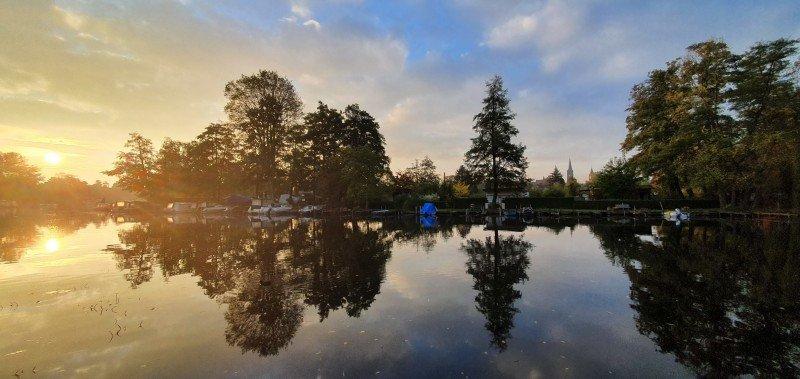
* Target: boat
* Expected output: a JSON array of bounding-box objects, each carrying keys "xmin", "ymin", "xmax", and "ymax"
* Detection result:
[
  {"xmin": 299, "ymin": 205, "xmax": 321, "ymax": 214},
  {"xmin": 664, "ymin": 208, "xmax": 690, "ymax": 222},
  {"xmin": 371, "ymin": 209, "xmax": 392, "ymax": 218},
  {"xmin": 521, "ymin": 207, "xmax": 535, "ymax": 217},
  {"xmin": 165, "ymin": 202, "xmax": 198, "ymax": 213}
]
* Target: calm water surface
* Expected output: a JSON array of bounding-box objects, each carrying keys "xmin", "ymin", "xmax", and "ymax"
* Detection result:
[{"xmin": 1, "ymin": 214, "xmax": 798, "ymax": 377}]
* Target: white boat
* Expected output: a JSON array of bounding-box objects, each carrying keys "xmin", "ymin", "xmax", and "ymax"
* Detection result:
[
  {"xmin": 247, "ymin": 204, "xmax": 270, "ymax": 214},
  {"xmin": 664, "ymin": 208, "xmax": 690, "ymax": 222},
  {"xmin": 165, "ymin": 202, "xmax": 198, "ymax": 213},
  {"xmin": 299, "ymin": 205, "xmax": 321, "ymax": 214}
]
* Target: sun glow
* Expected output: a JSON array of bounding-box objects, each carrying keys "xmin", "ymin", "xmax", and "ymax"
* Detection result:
[
  {"xmin": 44, "ymin": 151, "xmax": 62, "ymax": 165},
  {"xmin": 44, "ymin": 238, "xmax": 60, "ymax": 252}
]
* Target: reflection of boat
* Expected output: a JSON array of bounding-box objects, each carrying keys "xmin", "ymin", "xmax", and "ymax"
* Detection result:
[
  {"xmin": 466, "ymin": 204, "xmax": 483, "ymax": 216},
  {"xmin": 270, "ymin": 204, "xmax": 292, "ymax": 214},
  {"xmin": 664, "ymin": 209, "xmax": 690, "ymax": 222},
  {"xmin": 201, "ymin": 205, "xmax": 230, "ymax": 214}
]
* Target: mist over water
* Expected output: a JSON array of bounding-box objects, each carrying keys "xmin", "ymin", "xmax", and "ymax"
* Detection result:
[{"xmin": 1, "ymin": 215, "xmax": 798, "ymax": 377}]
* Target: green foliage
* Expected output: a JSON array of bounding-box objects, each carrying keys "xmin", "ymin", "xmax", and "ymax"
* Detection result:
[
  {"xmin": 465, "ymin": 75, "xmax": 528, "ymax": 203},
  {"xmin": 542, "ymin": 184, "xmax": 565, "ymax": 198},
  {"xmin": 394, "ymin": 157, "xmax": 440, "ymax": 196},
  {"xmin": 544, "ymin": 167, "xmax": 565, "ymax": 187},
  {"xmin": 623, "ymin": 38, "xmax": 800, "ymax": 210},
  {"xmin": 339, "ymin": 147, "xmax": 391, "ymax": 207},
  {"xmin": 593, "ymin": 157, "xmax": 642, "ymax": 199}
]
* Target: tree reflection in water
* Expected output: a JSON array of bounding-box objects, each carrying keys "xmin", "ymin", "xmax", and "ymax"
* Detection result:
[
  {"xmin": 591, "ymin": 220, "xmax": 800, "ymax": 377},
  {"xmin": 106, "ymin": 217, "xmax": 393, "ymax": 356},
  {"xmin": 461, "ymin": 218, "xmax": 532, "ymax": 351}
]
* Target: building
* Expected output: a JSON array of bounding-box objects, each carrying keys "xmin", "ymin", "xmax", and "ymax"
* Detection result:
[{"xmin": 566, "ymin": 158, "xmax": 574, "ymax": 183}]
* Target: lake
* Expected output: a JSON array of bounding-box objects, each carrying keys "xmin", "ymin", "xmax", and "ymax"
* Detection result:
[{"xmin": 1, "ymin": 214, "xmax": 798, "ymax": 377}]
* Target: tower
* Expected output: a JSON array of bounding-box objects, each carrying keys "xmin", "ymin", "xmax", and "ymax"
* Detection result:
[{"xmin": 566, "ymin": 158, "xmax": 574, "ymax": 183}]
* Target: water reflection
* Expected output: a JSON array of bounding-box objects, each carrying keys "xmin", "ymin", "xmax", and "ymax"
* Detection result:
[
  {"xmin": 0, "ymin": 213, "xmax": 107, "ymax": 262},
  {"xmin": 591, "ymin": 221, "xmax": 800, "ymax": 377},
  {"xmin": 462, "ymin": 218, "xmax": 532, "ymax": 351},
  {"xmin": 4, "ymin": 213, "xmax": 798, "ymax": 376},
  {"xmin": 105, "ymin": 217, "xmax": 393, "ymax": 356}
]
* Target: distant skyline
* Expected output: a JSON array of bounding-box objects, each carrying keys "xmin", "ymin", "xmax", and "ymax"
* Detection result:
[{"xmin": 1, "ymin": 0, "xmax": 798, "ymax": 182}]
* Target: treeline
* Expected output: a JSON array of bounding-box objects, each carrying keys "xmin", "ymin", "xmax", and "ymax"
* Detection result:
[
  {"xmin": 620, "ymin": 38, "xmax": 800, "ymax": 210},
  {"xmin": 105, "ymin": 70, "xmax": 391, "ymax": 206},
  {"xmin": 0, "ymin": 152, "xmax": 135, "ymax": 210},
  {"xmin": 106, "ymin": 71, "xmax": 531, "ymax": 208}
]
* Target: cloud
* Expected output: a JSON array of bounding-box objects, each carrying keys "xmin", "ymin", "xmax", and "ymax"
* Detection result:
[
  {"xmin": 291, "ymin": 2, "xmax": 311, "ymax": 18},
  {"xmin": 485, "ymin": 1, "xmax": 582, "ymax": 50},
  {"xmin": 302, "ymin": 19, "xmax": 321, "ymax": 30}
]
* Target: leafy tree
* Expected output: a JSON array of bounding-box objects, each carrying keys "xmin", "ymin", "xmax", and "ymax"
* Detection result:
[
  {"xmin": 104, "ymin": 133, "xmax": 157, "ymax": 200},
  {"xmin": 224, "ymin": 70, "xmax": 303, "ymax": 196},
  {"xmin": 452, "ymin": 182, "xmax": 470, "ymax": 198},
  {"xmin": 191, "ymin": 123, "xmax": 241, "ymax": 199},
  {"xmin": 593, "ymin": 157, "xmax": 642, "ymax": 199},
  {"xmin": 454, "ymin": 165, "xmax": 481, "ymax": 191},
  {"xmin": 339, "ymin": 147, "xmax": 391, "ymax": 208},
  {"xmin": 394, "ymin": 156, "xmax": 440, "ymax": 196},
  {"xmin": 153, "ymin": 138, "xmax": 191, "ymax": 202},
  {"xmin": 0, "ymin": 152, "xmax": 41, "ymax": 203},
  {"xmin": 623, "ymin": 38, "xmax": 800, "ymax": 210},
  {"xmin": 565, "ymin": 177, "xmax": 579, "ymax": 197},
  {"xmin": 465, "ymin": 75, "xmax": 528, "ymax": 206}
]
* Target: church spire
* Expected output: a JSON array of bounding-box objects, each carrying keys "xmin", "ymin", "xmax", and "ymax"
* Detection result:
[{"xmin": 566, "ymin": 158, "xmax": 574, "ymax": 182}]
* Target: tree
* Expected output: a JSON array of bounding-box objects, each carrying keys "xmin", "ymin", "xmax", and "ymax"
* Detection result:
[
  {"xmin": 191, "ymin": 123, "xmax": 241, "ymax": 199},
  {"xmin": 104, "ymin": 133, "xmax": 157, "ymax": 200},
  {"xmin": 339, "ymin": 147, "xmax": 391, "ymax": 208},
  {"xmin": 465, "ymin": 75, "xmax": 528, "ymax": 206},
  {"xmin": 153, "ymin": 138, "xmax": 190, "ymax": 202},
  {"xmin": 593, "ymin": 157, "xmax": 642, "ymax": 199},
  {"xmin": 727, "ymin": 38, "xmax": 799, "ymax": 209},
  {"xmin": 544, "ymin": 167, "xmax": 565, "ymax": 187},
  {"xmin": 342, "ymin": 104, "xmax": 389, "ymax": 169},
  {"xmin": 0, "ymin": 152, "xmax": 41, "ymax": 203},
  {"xmin": 454, "ymin": 165, "xmax": 481, "ymax": 193},
  {"xmin": 224, "ymin": 70, "xmax": 303, "ymax": 196},
  {"xmin": 452, "ymin": 182, "xmax": 470, "ymax": 198},
  {"xmin": 394, "ymin": 157, "xmax": 440, "ymax": 196},
  {"xmin": 565, "ymin": 177, "xmax": 579, "ymax": 197}
]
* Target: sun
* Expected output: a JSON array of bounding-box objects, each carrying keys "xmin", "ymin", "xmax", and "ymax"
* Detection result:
[{"xmin": 44, "ymin": 151, "xmax": 62, "ymax": 165}]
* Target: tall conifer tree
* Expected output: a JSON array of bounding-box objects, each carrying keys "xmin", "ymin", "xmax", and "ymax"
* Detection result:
[{"xmin": 465, "ymin": 75, "xmax": 528, "ymax": 206}]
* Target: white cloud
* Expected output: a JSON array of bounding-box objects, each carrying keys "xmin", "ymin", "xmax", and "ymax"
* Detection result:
[
  {"xmin": 485, "ymin": 1, "xmax": 582, "ymax": 50},
  {"xmin": 302, "ymin": 19, "xmax": 321, "ymax": 30}
]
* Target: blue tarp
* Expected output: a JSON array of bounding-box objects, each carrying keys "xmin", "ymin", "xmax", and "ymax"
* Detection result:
[{"xmin": 420, "ymin": 202, "xmax": 437, "ymax": 215}]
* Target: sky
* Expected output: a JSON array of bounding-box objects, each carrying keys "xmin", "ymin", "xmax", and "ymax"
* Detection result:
[{"xmin": 1, "ymin": 0, "xmax": 798, "ymax": 183}]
